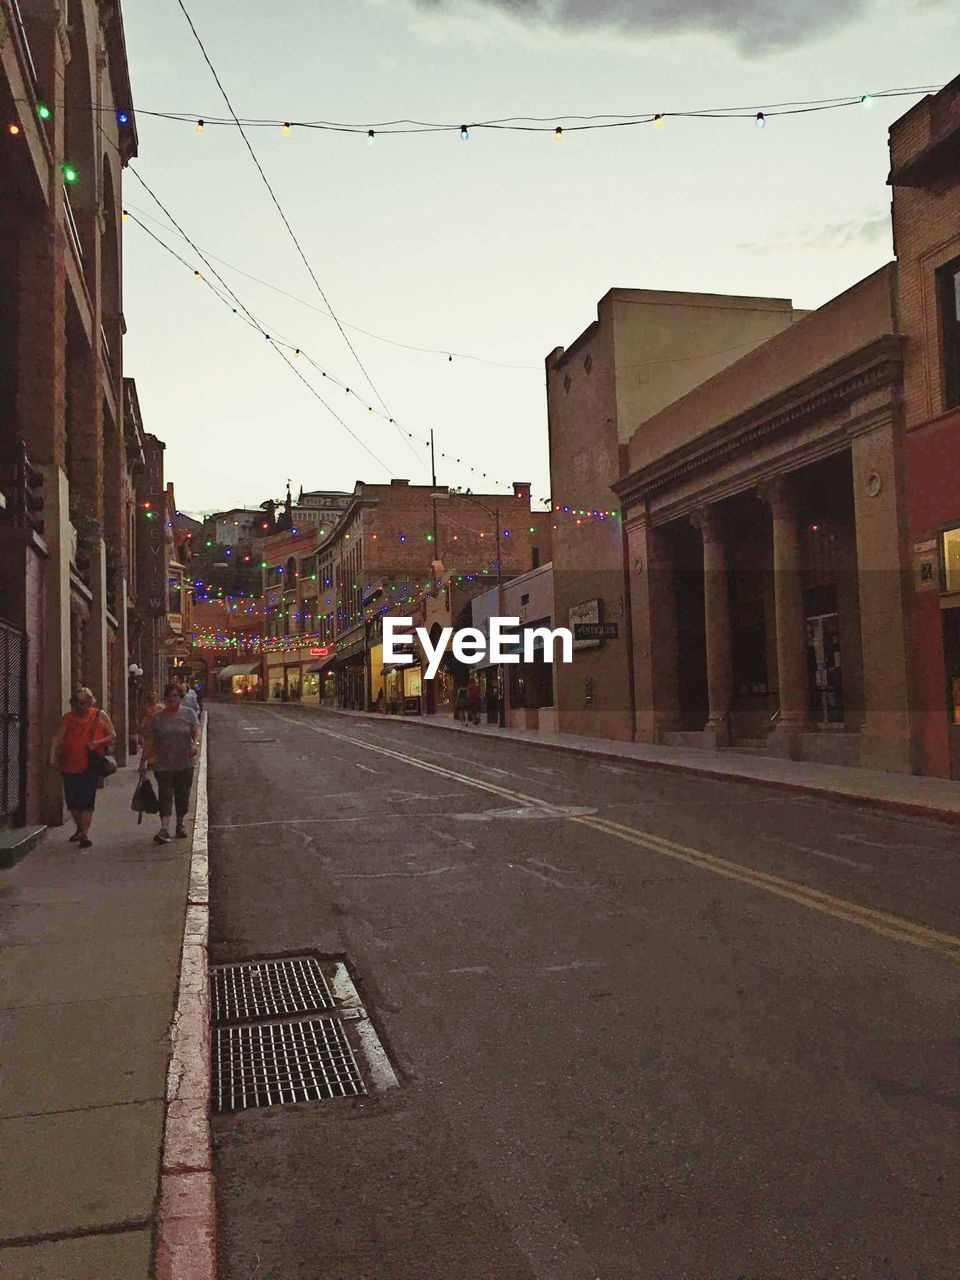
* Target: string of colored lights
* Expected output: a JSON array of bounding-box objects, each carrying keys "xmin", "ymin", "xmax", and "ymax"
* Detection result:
[
  {"xmin": 124, "ymin": 208, "xmax": 559, "ymax": 501},
  {"xmin": 58, "ymin": 95, "xmax": 928, "ymax": 511},
  {"xmin": 190, "ymin": 563, "xmax": 509, "ymax": 651},
  {"xmin": 123, "ymin": 212, "xmax": 623, "ymax": 520},
  {"xmin": 29, "ymin": 84, "xmax": 940, "ymax": 140},
  {"xmin": 123, "ymin": 201, "xmax": 398, "ymax": 477}
]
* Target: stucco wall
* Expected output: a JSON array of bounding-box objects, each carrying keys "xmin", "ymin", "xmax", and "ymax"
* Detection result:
[{"xmin": 626, "ymin": 267, "xmax": 897, "ymax": 475}]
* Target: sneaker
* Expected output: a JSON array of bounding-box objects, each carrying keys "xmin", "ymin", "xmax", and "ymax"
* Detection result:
[
  {"xmin": 77, "ymin": 836, "xmax": 93, "ymax": 849},
  {"xmin": 175, "ymin": 824, "xmax": 188, "ymax": 839},
  {"xmin": 68, "ymin": 831, "xmax": 80, "ymax": 843},
  {"xmin": 153, "ymin": 829, "xmax": 172, "ymax": 845}
]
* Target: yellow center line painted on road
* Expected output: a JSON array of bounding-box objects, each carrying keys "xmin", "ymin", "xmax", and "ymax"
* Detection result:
[{"xmin": 265, "ymin": 710, "xmax": 960, "ymax": 964}]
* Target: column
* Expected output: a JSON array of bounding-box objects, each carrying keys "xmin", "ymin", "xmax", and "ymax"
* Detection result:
[
  {"xmin": 759, "ymin": 477, "xmax": 808, "ymax": 746},
  {"xmin": 691, "ymin": 506, "xmax": 732, "ymax": 748},
  {"xmin": 851, "ymin": 427, "xmax": 916, "ymax": 773},
  {"xmin": 17, "ymin": 209, "xmax": 70, "ymax": 825},
  {"xmin": 625, "ymin": 515, "xmax": 681, "ymax": 741}
]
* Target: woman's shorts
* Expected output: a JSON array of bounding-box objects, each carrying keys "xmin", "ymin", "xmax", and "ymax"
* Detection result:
[{"xmin": 62, "ymin": 767, "xmax": 100, "ymax": 812}]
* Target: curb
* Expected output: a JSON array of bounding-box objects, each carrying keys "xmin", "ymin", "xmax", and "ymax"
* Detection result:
[
  {"xmin": 259, "ymin": 701, "xmax": 960, "ymax": 828},
  {"xmin": 155, "ymin": 720, "xmax": 216, "ymax": 1280}
]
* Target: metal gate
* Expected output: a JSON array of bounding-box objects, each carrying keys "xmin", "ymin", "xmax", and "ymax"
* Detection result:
[{"xmin": 0, "ymin": 621, "xmax": 26, "ymax": 823}]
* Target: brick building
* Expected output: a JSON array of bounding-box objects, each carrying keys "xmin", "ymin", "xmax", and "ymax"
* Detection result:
[
  {"xmin": 889, "ymin": 74, "xmax": 960, "ymax": 779},
  {"xmin": 546, "ymin": 289, "xmax": 807, "ymax": 740},
  {"xmin": 257, "ymin": 479, "xmax": 550, "ymax": 710},
  {"xmin": 1, "ymin": 0, "xmax": 141, "ymax": 824}
]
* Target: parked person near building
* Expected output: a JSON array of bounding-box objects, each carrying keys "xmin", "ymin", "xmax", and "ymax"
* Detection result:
[
  {"xmin": 142, "ymin": 682, "xmax": 201, "ymax": 845},
  {"xmin": 49, "ymin": 688, "xmax": 117, "ymax": 849},
  {"xmin": 467, "ymin": 675, "xmax": 483, "ymax": 726}
]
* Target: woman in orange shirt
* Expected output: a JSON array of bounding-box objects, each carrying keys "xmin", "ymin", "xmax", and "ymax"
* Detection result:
[{"xmin": 50, "ymin": 687, "xmax": 116, "ymax": 848}]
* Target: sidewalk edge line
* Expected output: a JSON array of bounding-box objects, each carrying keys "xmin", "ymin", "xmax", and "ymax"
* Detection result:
[
  {"xmin": 259, "ymin": 703, "xmax": 960, "ymax": 827},
  {"xmin": 154, "ymin": 718, "xmax": 216, "ymax": 1280}
]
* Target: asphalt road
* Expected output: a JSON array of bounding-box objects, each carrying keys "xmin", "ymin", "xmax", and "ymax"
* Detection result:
[{"xmin": 207, "ymin": 703, "xmax": 959, "ymax": 1280}]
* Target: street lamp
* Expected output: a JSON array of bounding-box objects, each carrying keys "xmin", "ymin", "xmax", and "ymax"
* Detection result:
[{"xmin": 432, "ymin": 489, "xmax": 506, "ymax": 728}]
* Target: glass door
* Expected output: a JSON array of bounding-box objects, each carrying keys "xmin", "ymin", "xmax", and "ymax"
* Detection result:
[{"xmin": 806, "ymin": 613, "xmax": 844, "ymax": 724}]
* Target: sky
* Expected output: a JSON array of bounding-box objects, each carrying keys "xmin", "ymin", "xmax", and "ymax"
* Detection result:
[{"xmin": 120, "ymin": 0, "xmax": 959, "ymax": 517}]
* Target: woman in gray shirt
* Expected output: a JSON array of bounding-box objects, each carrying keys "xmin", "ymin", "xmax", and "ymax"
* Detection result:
[{"xmin": 142, "ymin": 682, "xmax": 201, "ymax": 844}]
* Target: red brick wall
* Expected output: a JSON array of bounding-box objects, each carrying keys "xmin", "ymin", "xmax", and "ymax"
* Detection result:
[{"xmin": 890, "ymin": 78, "xmax": 960, "ymax": 776}]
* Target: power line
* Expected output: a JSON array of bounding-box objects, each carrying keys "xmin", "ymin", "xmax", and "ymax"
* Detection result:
[
  {"xmin": 124, "ymin": 205, "xmax": 556, "ymax": 503},
  {"xmin": 124, "ymin": 195, "xmax": 397, "ymax": 477},
  {"xmin": 121, "ymin": 200, "xmax": 540, "ymax": 371},
  {"xmin": 172, "ymin": 0, "xmax": 414, "ymax": 471}
]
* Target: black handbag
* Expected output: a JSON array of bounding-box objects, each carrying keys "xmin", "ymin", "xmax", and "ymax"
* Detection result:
[
  {"xmin": 89, "ymin": 749, "xmax": 118, "ymax": 777},
  {"xmin": 131, "ymin": 774, "xmax": 160, "ymax": 821}
]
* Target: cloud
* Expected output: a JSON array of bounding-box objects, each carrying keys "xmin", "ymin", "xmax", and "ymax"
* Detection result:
[
  {"xmin": 405, "ymin": 0, "xmax": 873, "ymax": 54},
  {"xmin": 738, "ymin": 211, "xmax": 892, "ymax": 254}
]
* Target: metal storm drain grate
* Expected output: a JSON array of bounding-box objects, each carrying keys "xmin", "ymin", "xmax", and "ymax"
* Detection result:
[
  {"xmin": 214, "ymin": 1017, "xmax": 364, "ymax": 1112},
  {"xmin": 211, "ymin": 956, "xmax": 335, "ymax": 1023},
  {"xmin": 209, "ymin": 956, "xmax": 385, "ymax": 1114}
]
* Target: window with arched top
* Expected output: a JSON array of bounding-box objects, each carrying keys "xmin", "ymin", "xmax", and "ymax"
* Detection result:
[{"xmin": 286, "ymin": 556, "xmax": 296, "ymax": 582}]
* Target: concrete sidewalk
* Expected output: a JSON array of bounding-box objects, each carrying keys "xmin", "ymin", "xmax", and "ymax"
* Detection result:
[
  {"xmin": 277, "ymin": 702, "xmax": 960, "ymax": 824},
  {"xmin": 0, "ymin": 763, "xmax": 194, "ymax": 1278}
]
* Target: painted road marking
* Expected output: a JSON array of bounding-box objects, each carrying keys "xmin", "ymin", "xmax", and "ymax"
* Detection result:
[
  {"xmin": 509, "ymin": 862, "xmax": 568, "ymax": 889},
  {"xmin": 454, "ymin": 804, "xmax": 597, "ymax": 822},
  {"xmin": 264, "ymin": 712, "xmax": 960, "ymax": 965}
]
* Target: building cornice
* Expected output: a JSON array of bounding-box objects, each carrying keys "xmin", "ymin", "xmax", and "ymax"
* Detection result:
[{"xmin": 613, "ymin": 335, "xmax": 902, "ymax": 509}]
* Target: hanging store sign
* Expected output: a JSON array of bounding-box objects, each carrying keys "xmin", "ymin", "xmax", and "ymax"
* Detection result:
[{"xmin": 568, "ymin": 598, "xmax": 601, "ymax": 650}]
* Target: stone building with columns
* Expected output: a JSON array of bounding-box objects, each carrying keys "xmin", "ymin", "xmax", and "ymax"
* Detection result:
[
  {"xmin": 614, "ymin": 265, "xmax": 917, "ymax": 773},
  {"xmin": 546, "ymin": 287, "xmax": 808, "ymax": 740},
  {"xmin": 1, "ymin": 0, "xmax": 140, "ymax": 824}
]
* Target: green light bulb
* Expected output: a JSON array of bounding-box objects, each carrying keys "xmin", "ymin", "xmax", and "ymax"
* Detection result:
[
  {"xmin": 62, "ymin": 163, "xmax": 78, "ymax": 184},
  {"xmin": 37, "ymin": 103, "xmax": 51, "ymax": 121}
]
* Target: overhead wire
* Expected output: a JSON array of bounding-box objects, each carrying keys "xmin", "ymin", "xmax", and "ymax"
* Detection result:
[
  {"xmin": 120, "ymin": 200, "xmax": 540, "ymax": 370},
  {"xmin": 123, "ymin": 193, "xmax": 397, "ymax": 477},
  {"xmin": 126, "ymin": 207, "xmax": 550, "ymax": 501},
  {"xmin": 171, "ymin": 0, "xmax": 423, "ymax": 473}
]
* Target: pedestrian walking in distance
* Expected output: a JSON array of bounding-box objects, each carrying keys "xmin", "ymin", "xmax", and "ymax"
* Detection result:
[
  {"xmin": 466, "ymin": 675, "xmax": 483, "ymax": 726},
  {"xmin": 142, "ymin": 681, "xmax": 201, "ymax": 844},
  {"xmin": 181, "ymin": 681, "xmax": 200, "ymax": 715},
  {"xmin": 49, "ymin": 687, "xmax": 117, "ymax": 849},
  {"xmin": 454, "ymin": 683, "xmax": 468, "ymax": 726}
]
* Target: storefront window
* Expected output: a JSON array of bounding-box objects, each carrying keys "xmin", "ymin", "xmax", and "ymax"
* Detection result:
[{"xmin": 942, "ymin": 526, "xmax": 960, "ymax": 593}]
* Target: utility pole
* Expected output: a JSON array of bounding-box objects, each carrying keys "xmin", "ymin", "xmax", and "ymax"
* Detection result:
[
  {"xmin": 430, "ymin": 429, "xmax": 439, "ymax": 558},
  {"xmin": 432, "ymin": 488, "xmax": 505, "ymax": 729},
  {"xmin": 494, "ymin": 503, "xmax": 505, "ymax": 728}
]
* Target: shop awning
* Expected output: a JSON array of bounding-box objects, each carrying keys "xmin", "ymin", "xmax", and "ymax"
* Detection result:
[
  {"xmin": 333, "ymin": 637, "xmax": 367, "ymax": 664},
  {"xmin": 216, "ymin": 663, "xmax": 258, "ymax": 681},
  {"xmin": 304, "ymin": 659, "xmax": 334, "ymax": 674}
]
